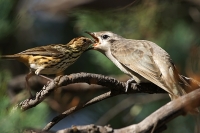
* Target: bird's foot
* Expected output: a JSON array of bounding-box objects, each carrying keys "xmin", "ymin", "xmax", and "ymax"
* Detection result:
[{"xmin": 125, "ymin": 78, "xmax": 136, "ymax": 92}]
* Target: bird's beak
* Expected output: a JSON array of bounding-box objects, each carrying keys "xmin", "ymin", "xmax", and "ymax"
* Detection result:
[
  {"xmin": 84, "ymin": 44, "xmax": 94, "ymax": 52},
  {"xmin": 85, "ymin": 31, "xmax": 99, "ymax": 48}
]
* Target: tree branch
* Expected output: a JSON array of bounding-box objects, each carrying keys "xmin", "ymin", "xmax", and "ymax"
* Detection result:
[
  {"xmin": 14, "ymin": 72, "xmax": 200, "ymax": 132},
  {"xmin": 15, "ymin": 72, "xmax": 166, "ymax": 111},
  {"xmin": 116, "ymin": 88, "xmax": 200, "ymax": 133},
  {"xmin": 29, "ymin": 88, "xmax": 199, "ymax": 133},
  {"xmin": 43, "ymin": 91, "xmax": 115, "ymax": 131}
]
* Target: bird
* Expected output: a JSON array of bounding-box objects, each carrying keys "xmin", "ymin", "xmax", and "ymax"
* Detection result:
[
  {"xmin": 1, "ymin": 37, "xmax": 93, "ymax": 97},
  {"xmin": 86, "ymin": 31, "xmax": 193, "ymax": 100}
]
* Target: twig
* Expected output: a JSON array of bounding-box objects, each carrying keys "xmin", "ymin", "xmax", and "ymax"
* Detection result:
[
  {"xmin": 116, "ymin": 88, "xmax": 200, "ymax": 133},
  {"xmin": 96, "ymin": 94, "xmax": 168, "ymax": 125},
  {"xmin": 43, "ymin": 91, "xmax": 116, "ymax": 131},
  {"xmin": 38, "ymin": 88, "xmax": 200, "ymax": 133}
]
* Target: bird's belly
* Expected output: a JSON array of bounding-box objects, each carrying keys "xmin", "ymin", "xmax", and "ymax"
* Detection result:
[
  {"xmin": 30, "ymin": 63, "xmax": 69, "ymax": 75},
  {"xmin": 39, "ymin": 68, "xmax": 64, "ymax": 74}
]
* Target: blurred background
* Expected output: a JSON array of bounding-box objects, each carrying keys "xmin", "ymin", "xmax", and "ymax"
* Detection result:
[{"xmin": 0, "ymin": 0, "xmax": 200, "ymax": 132}]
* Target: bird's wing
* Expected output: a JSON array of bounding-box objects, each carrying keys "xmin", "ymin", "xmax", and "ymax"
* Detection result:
[
  {"xmin": 18, "ymin": 44, "xmax": 67, "ymax": 57},
  {"xmin": 111, "ymin": 39, "xmax": 173, "ymax": 94}
]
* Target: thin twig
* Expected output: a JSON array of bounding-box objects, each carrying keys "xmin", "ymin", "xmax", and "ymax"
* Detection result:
[
  {"xmin": 96, "ymin": 94, "xmax": 168, "ymax": 125},
  {"xmin": 43, "ymin": 91, "xmax": 117, "ymax": 131}
]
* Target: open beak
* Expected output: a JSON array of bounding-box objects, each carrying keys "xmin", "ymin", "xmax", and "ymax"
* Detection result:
[{"xmin": 85, "ymin": 31, "xmax": 99, "ymax": 47}]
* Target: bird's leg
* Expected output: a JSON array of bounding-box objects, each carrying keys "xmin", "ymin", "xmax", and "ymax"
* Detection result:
[
  {"xmin": 35, "ymin": 68, "xmax": 53, "ymax": 84},
  {"xmin": 38, "ymin": 74, "xmax": 52, "ymax": 81},
  {"xmin": 38, "ymin": 75, "xmax": 53, "ymax": 86},
  {"xmin": 25, "ymin": 71, "xmax": 35, "ymax": 98},
  {"xmin": 125, "ymin": 78, "xmax": 136, "ymax": 92}
]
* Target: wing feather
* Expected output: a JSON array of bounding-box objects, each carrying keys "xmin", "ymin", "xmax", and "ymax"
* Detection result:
[
  {"xmin": 111, "ymin": 39, "xmax": 173, "ymax": 94},
  {"xmin": 18, "ymin": 44, "xmax": 66, "ymax": 57}
]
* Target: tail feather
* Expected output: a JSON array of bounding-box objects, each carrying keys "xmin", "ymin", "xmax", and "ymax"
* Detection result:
[
  {"xmin": 171, "ymin": 75, "xmax": 200, "ymax": 114},
  {"xmin": 180, "ymin": 75, "xmax": 200, "ymax": 114},
  {"xmin": 0, "ymin": 55, "xmax": 19, "ymax": 60}
]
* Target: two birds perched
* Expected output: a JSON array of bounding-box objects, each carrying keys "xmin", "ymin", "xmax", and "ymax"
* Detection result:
[{"xmin": 1, "ymin": 31, "xmax": 195, "ymax": 103}]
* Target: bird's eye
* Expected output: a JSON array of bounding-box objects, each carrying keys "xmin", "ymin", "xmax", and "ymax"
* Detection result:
[
  {"xmin": 102, "ymin": 35, "xmax": 109, "ymax": 40},
  {"xmin": 83, "ymin": 39, "xmax": 86, "ymax": 42}
]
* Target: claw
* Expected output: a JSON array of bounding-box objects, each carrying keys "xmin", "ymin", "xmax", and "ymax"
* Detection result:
[{"xmin": 125, "ymin": 78, "xmax": 136, "ymax": 92}]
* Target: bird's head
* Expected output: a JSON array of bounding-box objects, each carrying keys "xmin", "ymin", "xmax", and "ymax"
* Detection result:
[
  {"xmin": 68, "ymin": 37, "xmax": 93, "ymax": 51},
  {"xmin": 85, "ymin": 31, "xmax": 122, "ymax": 53}
]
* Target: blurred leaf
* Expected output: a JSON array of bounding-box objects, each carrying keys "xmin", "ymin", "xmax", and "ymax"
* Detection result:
[
  {"xmin": 0, "ymin": 98, "xmax": 48, "ymax": 132},
  {"xmin": 0, "ymin": 70, "xmax": 11, "ymax": 96},
  {"xmin": 0, "ymin": 0, "xmax": 15, "ymax": 39}
]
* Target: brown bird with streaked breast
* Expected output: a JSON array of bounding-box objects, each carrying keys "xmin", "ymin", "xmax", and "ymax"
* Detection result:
[
  {"xmin": 86, "ymin": 31, "xmax": 196, "ymax": 103},
  {"xmin": 1, "ymin": 37, "xmax": 93, "ymax": 97}
]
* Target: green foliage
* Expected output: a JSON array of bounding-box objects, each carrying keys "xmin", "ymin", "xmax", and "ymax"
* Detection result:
[
  {"xmin": 0, "ymin": 0, "xmax": 15, "ymax": 39},
  {"xmin": 162, "ymin": 22, "xmax": 196, "ymax": 67},
  {"xmin": 0, "ymin": 68, "xmax": 49, "ymax": 132},
  {"xmin": 73, "ymin": 1, "xmax": 199, "ymax": 74},
  {"xmin": 0, "ymin": 70, "xmax": 11, "ymax": 96},
  {"xmin": 0, "ymin": 98, "xmax": 48, "ymax": 133},
  {"xmin": 87, "ymin": 51, "xmax": 122, "ymax": 75}
]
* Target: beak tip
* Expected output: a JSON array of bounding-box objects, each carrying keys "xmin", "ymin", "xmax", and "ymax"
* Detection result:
[
  {"xmin": 85, "ymin": 31, "xmax": 95, "ymax": 37},
  {"xmin": 85, "ymin": 31, "xmax": 98, "ymax": 44}
]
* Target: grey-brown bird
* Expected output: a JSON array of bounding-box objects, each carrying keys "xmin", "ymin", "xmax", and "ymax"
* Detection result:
[
  {"xmin": 1, "ymin": 37, "xmax": 93, "ymax": 97},
  {"xmin": 86, "ymin": 31, "xmax": 193, "ymax": 100}
]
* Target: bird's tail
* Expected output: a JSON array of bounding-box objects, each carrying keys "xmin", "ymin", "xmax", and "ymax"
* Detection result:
[
  {"xmin": 0, "ymin": 55, "xmax": 19, "ymax": 60},
  {"xmin": 169, "ymin": 75, "xmax": 199, "ymax": 114}
]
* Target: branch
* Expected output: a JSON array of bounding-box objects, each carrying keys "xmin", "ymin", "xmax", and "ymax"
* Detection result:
[
  {"xmin": 95, "ymin": 94, "xmax": 167, "ymax": 125},
  {"xmin": 30, "ymin": 88, "xmax": 200, "ymax": 133},
  {"xmin": 43, "ymin": 91, "xmax": 115, "ymax": 131},
  {"xmin": 14, "ymin": 72, "xmax": 200, "ymax": 132},
  {"xmin": 116, "ymin": 88, "xmax": 200, "ymax": 133},
  {"xmin": 15, "ymin": 72, "xmax": 166, "ymax": 111}
]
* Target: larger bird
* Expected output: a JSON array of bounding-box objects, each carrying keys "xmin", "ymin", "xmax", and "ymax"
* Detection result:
[
  {"xmin": 1, "ymin": 37, "xmax": 93, "ymax": 97},
  {"xmin": 86, "ymin": 31, "xmax": 192, "ymax": 100}
]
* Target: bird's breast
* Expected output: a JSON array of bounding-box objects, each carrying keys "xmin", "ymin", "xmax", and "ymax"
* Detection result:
[
  {"xmin": 105, "ymin": 51, "xmax": 129, "ymax": 73},
  {"xmin": 29, "ymin": 54, "xmax": 80, "ymax": 75}
]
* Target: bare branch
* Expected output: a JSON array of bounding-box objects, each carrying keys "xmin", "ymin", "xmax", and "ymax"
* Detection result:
[
  {"xmin": 56, "ymin": 125, "xmax": 114, "ymax": 133},
  {"xmin": 13, "ymin": 72, "xmax": 200, "ymax": 132},
  {"xmin": 37, "ymin": 88, "xmax": 200, "ymax": 133},
  {"xmin": 43, "ymin": 91, "xmax": 115, "ymax": 131},
  {"xmin": 116, "ymin": 88, "xmax": 200, "ymax": 133},
  {"xmin": 15, "ymin": 72, "xmax": 166, "ymax": 111},
  {"xmin": 96, "ymin": 94, "xmax": 168, "ymax": 125}
]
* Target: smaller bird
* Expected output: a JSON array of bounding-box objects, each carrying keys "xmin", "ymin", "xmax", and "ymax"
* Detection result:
[
  {"xmin": 1, "ymin": 37, "xmax": 93, "ymax": 97},
  {"xmin": 86, "ymin": 31, "xmax": 192, "ymax": 100}
]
